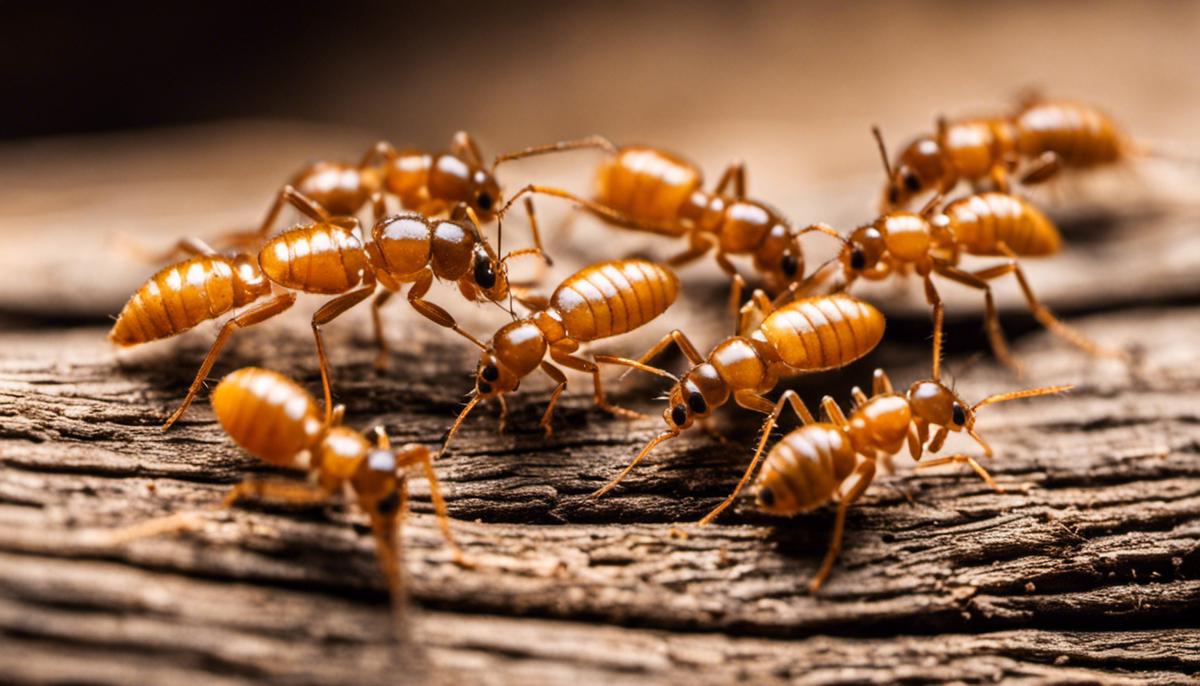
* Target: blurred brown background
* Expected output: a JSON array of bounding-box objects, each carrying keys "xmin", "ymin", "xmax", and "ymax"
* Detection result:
[{"xmin": 3, "ymin": 0, "xmax": 1198, "ymax": 320}]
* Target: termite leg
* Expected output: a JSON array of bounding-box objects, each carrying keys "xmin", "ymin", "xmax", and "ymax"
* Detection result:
[
  {"xmin": 713, "ymin": 161, "xmax": 747, "ymax": 198},
  {"xmin": 699, "ymin": 390, "xmax": 814, "ymax": 525},
  {"xmin": 932, "ymin": 260, "xmax": 1025, "ymax": 376},
  {"xmin": 370, "ymin": 289, "xmax": 395, "ymax": 372},
  {"xmin": 162, "ymin": 293, "xmax": 297, "ymax": 430},
  {"xmin": 538, "ymin": 362, "xmax": 569, "ymax": 436},
  {"xmin": 809, "ymin": 459, "xmax": 875, "ymax": 593},
  {"xmin": 311, "ymin": 281, "xmax": 377, "ymax": 423},
  {"xmin": 406, "ymin": 268, "xmax": 488, "ymax": 350},
  {"xmin": 550, "ymin": 345, "xmax": 645, "ymax": 420},
  {"xmin": 915, "ymin": 454, "xmax": 1004, "ymax": 492}
]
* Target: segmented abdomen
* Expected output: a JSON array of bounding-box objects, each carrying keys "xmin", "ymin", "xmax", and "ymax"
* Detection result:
[
  {"xmin": 259, "ymin": 224, "xmax": 370, "ymax": 294},
  {"xmin": 109, "ymin": 256, "xmax": 260, "ymax": 346},
  {"xmin": 756, "ymin": 424, "xmax": 857, "ymax": 515},
  {"xmin": 291, "ymin": 161, "xmax": 381, "ymax": 216},
  {"xmin": 756, "ymin": 294, "xmax": 884, "ymax": 371},
  {"xmin": 595, "ymin": 146, "xmax": 701, "ymax": 228},
  {"xmin": 944, "ymin": 192, "xmax": 1061, "ymax": 256},
  {"xmin": 212, "ymin": 367, "xmax": 323, "ymax": 468},
  {"xmin": 1014, "ymin": 100, "xmax": 1122, "ymax": 167},
  {"xmin": 551, "ymin": 259, "xmax": 680, "ymax": 341}
]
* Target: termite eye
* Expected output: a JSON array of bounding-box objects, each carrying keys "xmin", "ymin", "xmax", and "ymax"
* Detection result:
[
  {"xmin": 478, "ymin": 381, "xmax": 493, "ymax": 395},
  {"xmin": 670, "ymin": 405, "xmax": 688, "ymax": 426},
  {"xmin": 781, "ymin": 252, "xmax": 798, "ymax": 278},
  {"xmin": 902, "ymin": 172, "xmax": 921, "ymax": 192},
  {"xmin": 481, "ymin": 364, "xmax": 499, "ymax": 382},
  {"xmin": 951, "ymin": 402, "xmax": 966, "ymax": 426},
  {"xmin": 849, "ymin": 248, "xmax": 866, "ymax": 271},
  {"xmin": 758, "ymin": 486, "xmax": 775, "ymax": 508},
  {"xmin": 476, "ymin": 192, "xmax": 494, "ymax": 212},
  {"xmin": 473, "ymin": 255, "xmax": 497, "ymax": 289},
  {"xmin": 376, "ymin": 490, "xmax": 401, "ymax": 516},
  {"xmin": 687, "ymin": 393, "xmax": 707, "ymax": 415}
]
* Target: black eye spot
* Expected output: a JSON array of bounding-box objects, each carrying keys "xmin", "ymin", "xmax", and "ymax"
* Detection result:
[
  {"xmin": 952, "ymin": 402, "xmax": 966, "ymax": 426},
  {"xmin": 759, "ymin": 486, "xmax": 775, "ymax": 508},
  {"xmin": 478, "ymin": 381, "xmax": 493, "ymax": 395},
  {"xmin": 482, "ymin": 364, "xmax": 499, "ymax": 382},
  {"xmin": 687, "ymin": 393, "xmax": 707, "ymax": 415},
  {"xmin": 474, "ymin": 255, "xmax": 497, "ymax": 289},
  {"xmin": 476, "ymin": 192, "xmax": 493, "ymax": 212},
  {"xmin": 781, "ymin": 252, "xmax": 798, "ymax": 278},
  {"xmin": 903, "ymin": 172, "xmax": 921, "ymax": 192},
  {"xmin": 670, "ymin": 405, "xmax": 688, "ymax": 426},
  {"xmin": 376, "ymin": 490, "xmax": 401, "ymax": 516},
  {"xmin": 849, "ymin": 248, "xmax": 866, "ymax": 271}
]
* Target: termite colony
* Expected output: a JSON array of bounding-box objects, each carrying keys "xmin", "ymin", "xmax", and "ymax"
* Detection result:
[{"xmin": 108, "ymin": 96, "xmax": 1146, "ymax": 631}]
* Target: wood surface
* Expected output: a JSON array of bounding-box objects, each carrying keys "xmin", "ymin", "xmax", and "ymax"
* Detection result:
[{"xmin": 2, "ymin": 119, "xmax": 1199, "ymax": 685}]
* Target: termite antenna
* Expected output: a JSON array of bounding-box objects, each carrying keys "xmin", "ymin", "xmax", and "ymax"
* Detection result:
[
  {"xmin": 439, "ymin": 395, "xmax": 483, "ymax": 460},
  {"xmin": 872, "ymin": 125, "xmax": 895, "ymax": 179},
  {"xmin": 491, "ymin": 135, "xmax": 619, "ymax": 171},
  {"xmin": 590, "ymin": 429, "xmax": 679, "ymax": 499},
  {"xmin": 972, "ymin": 384, "xmax": 1073, "ymax": 412}
]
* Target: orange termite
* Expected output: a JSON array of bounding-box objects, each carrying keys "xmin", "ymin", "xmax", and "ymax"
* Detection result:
[
  {"xmin": 878, "ymin": 96, "xmax": 1136, "ymax": 211},
  {"xmin": 226, "ymin": 132, "xmax": 514, "ymax": 247},
  {"xmin": 696, "ymin": 318, "xmax": 1070, "ymax": 592},
  {"xmin": 107, "ymin": 366, "xmax": 461, "ymax": 640},
  {"xmin": 798, "ymin": 169, "xmax": 1125, "ymax": 373},
  {"xmin": 110, "ymin": 188, "xmax": 543, "ymax": 429},
  {"xmin": 489, "ymin": 136, "xmax": 804, "ymax": 321},
  {"xmin": 588, "ymin": 292, "xmax": 885, "ymax": 499},
  {"xmin": 437, "ymin": 258, "xmax": 680, "ymax": 456}
]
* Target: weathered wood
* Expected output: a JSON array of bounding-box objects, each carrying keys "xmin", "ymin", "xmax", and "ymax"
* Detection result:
[{"xmin": 2, "ymin": 123, "xmax": 1199, "ymax": 685}]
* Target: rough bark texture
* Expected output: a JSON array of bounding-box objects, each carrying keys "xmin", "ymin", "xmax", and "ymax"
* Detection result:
[{"xmin": 2, "ymin": 123, "xmax": 1199, "ymax": 685}]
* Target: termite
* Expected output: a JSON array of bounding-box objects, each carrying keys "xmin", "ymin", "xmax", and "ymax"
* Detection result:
[
  {"xmin": 107, "ymin": 366, "xmax": 461, "ymax": 640},
  {"xmin": 110, "ymin": 188, "xmax": 543, "ymax": 429},
  {"xmin": 799, "ymin": 168, "xmax": 1125, "ymax": 373},
  {"xmin": 878, "ymin": 95, "xmax": 1136, "ymax": 211},
  {"xmin": 489, "ymin": 136, "xmax": 805, "ymax": 323},
  {"xmin": 696, "ymin": 319, "xmax": 1070, "ymax": 592},
  {"xmin": 438, "ymin": 258, "xmax": 680, "ymax": 456},
  {"xmin": 589, "ymin": 292, "xmax": 885, "ymax": 499}
]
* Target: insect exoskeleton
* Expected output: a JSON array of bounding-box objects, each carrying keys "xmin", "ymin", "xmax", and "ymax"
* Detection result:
[
  {"xmin": 797, "ymin": 188, "xmax": 1119, "ymax": 375},
  {"xmin": 588, "ymin": 292, "xmax": 885, "ymax": 498},
  {"xmin": 111, "ymin": 189, "xmax": 540, "ymax": 430},
  {"xmin": 109, "ymin": 366, "xmax": 461, "ymax": 641},
  {"xmin": 491, "ymin": 136, "xmax": 804, "ymax": 324},
  {"xmin": 438, "ymin": 258, "xmax": 681, "ymax": 457},
  {"xmin": 706, "ymin": 324, "xmax": 1071, "ymax": 592},
  {"xmin": 108, "ymin": 254, "xmax": 270, "ymax": 347},
  {"xmin": 876, "ymin": 96, "xmax": 1132, "ymax": 211}
]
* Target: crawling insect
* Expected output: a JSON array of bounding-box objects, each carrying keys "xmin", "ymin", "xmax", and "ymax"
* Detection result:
[
  {"xmin": 798, "ymin": 184, "xmax": 1125, "ymax": 374},
  {"xmin": 107, "ymin": 366, "xmax": 461, "ymax": 639},
  {"xmin": 589, "ymin": 292, "xmax": 885, "ymax": 498},
  {"xmin": 438, "ymin": 258, "xmax": 680, "ymax": 456},
  {"xmin": 696, "ymin": 319, "xmax": 1070, "ymax": 592},
  {"xmin": 879, "ymin": 95, "xmax": 1136, "ymax": 211},
  {"xmin": 110, "ymin": 188, "xmax": 542, "ymax": 428},
  {"xmin": 236, "ymin": 132, "xmax": 512, "ymax": 245},
  {"xmin": 490, "ymin": 136, "xmax": 805, "ymax": 322}
]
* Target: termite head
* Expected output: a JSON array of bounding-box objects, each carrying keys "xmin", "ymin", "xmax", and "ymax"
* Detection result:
[
  {"xmin": 907, "ymin": 380, "xmax": 973, "ymax": 433},
  {"xmin": 840, "ymin": 225, "xmax": 887, "ymax": 277},
  {"xmin": 663, "ymin": 363, "xmax": 728, "ymax": 431},
  {"xmin": 351, "ymin": 447, "xmax": 406, "ymax": 524},
  {"xmin": 469, "ymin": 244, "xmax": 508, "ymax": 302},
  {"xmin": 474, "ymin": 352, "xmax": 520, "ymax": 399},
  {"xmin": 428, "ymin": 154, "xmax": 502, "ymax": 222},
  {"xmin": 754, "ymin": 221, "xmax": 804, "ymax": 293},
  {"xmin": 883, "ymin": 136, "xmax": 945, "ymax": 211}
]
